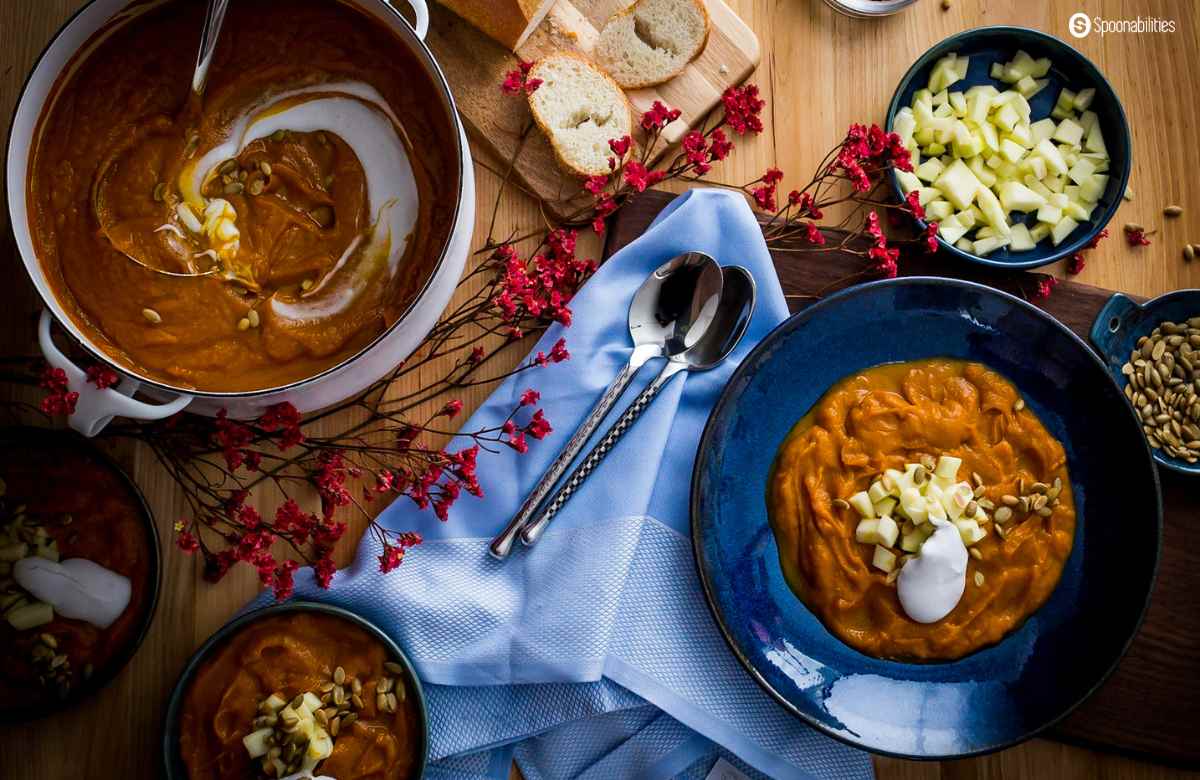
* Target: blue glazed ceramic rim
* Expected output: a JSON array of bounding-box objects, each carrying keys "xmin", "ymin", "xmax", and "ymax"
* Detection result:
[
  {"xmin": 690, "ymin": 276, "xmax": 1162, "ymax": 759},
  {"xmin": 1089, "ymin": 288, "xmax": 1200, "ymax": 476},
  {"xmin": 161, "ymin": 601, "xmax": 430, "ymax": 779},
  {"xmin": 884, "ymin": 26, "xmax": 1132, "ymax": 270}
]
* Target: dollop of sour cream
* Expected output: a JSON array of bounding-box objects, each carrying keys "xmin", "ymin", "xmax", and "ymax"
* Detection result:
[
  {"xmin": 896, "ymin": 518, "xmax": 967, "ymax": 623},
  {"xmin": 13, "ymin": 557, "xmax": 132, "ymax": 629}
]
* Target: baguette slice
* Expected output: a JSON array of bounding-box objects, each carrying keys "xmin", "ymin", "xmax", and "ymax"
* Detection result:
[
  {"xmin": 437, "ymin": 0, "xmax": 558, "ymax": 52},
  {"xmin": 527, "ymin": 53, "xmax": 633, "ymax": 177},
  {"xmin": 594, "ymin": 0, "xmax": 710, "ymax": 90}
]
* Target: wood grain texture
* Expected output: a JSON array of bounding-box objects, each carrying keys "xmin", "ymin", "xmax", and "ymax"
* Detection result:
[
  {"xmin": 427, "ymin": 0, "xmax": 760, "ymax": 218},
  {"xmin": 0, "ymin": 0, "xmax": 1198, "ymax": 779}
]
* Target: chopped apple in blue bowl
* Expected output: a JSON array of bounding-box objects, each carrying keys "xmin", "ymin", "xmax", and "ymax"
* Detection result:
[{"xmin": 886, "ymin": 27, "xmax": 1131, "ymax": 270}]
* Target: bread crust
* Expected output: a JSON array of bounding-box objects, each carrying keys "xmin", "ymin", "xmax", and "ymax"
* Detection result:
[
  {"xmin": 596, "ymin": 0, "xmax": 711, "ymax": 90},
  {"xmin": 438, "ymin": 0, "xmax": 547, "ymax": 51},
  {"xmin": 526, "ymin": 52, "xmax": 634, "ymax": 178}
]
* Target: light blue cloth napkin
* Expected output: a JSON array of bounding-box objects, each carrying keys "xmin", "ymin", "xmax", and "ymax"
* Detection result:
[{"xmin": 265, "ymin": 189, "xmax": 874, "ymax": 780}]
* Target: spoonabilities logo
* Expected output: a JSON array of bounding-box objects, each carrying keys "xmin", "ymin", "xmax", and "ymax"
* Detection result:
[{"xmin": 1069, "ymin": 12, "xmax": 1092, "ymax": 38}]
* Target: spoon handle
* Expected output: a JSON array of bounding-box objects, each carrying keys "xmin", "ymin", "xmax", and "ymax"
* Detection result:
[
  {"xmin": 520, "ymin": 363, "xmax": 684, "ymax": 548},
  {"xmin": 489, "ymin": 356, "xmax": 644, "ymax": 559},
  {"xmin": 192, "ymin": 0, "xmax": 230, "ymax": 96}
]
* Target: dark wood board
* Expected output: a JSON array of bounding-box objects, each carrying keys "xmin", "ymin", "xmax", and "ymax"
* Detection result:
[{"xmin": 605, "ymin": 189, "xmax": 1200, "ymax": 769}]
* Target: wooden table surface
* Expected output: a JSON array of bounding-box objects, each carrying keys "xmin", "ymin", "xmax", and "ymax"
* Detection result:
[{"xmin": 1, "ymin": 1, "xmax": 1198, "ymax": 778}]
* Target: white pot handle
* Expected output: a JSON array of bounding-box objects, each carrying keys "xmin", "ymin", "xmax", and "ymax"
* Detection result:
[
  {"xmin": 397, "ymin": 0, "xmax": 429, "ymax": 39},
  {"xmin": 38, "ymin": 310, "xmax": 193, "ymax": 438}
]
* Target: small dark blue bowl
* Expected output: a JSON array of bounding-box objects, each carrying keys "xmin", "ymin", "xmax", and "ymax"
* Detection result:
[
  {"xmin": 162, "ymin": 601, "xmax": 429, "ymax": 779},
  {"xmin": 1090, "ymin": 289, "xmax": 1200, "ymax": 476},
  {"xmin": 692, "ymin": 277, "xmax": 1160, "ymax": 759},
  {"xmin": 885, "ymin": 26, "xmax": 1132, "ymax": 270}
]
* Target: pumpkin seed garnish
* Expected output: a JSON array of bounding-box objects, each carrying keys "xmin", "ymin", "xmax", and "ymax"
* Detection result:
[
  {"xmin": 1013, "ymin": 398, "xmax": 1025, "ymax": 412},
  {"xmin": 260, "ymin": 161, "xmax": 273, "ymax": 176},
  {"xmin": 333, "ymin": 666, "xmax": 345, "ymax": 685},
  {"xmin": 247, "ymin": 309, "xmax": 260, "ymax": 328},
  {"xmin": 237, "ymin": 317, "xmax": 251, "ymax": 331},
  {"xmin": 384, "ymin": 661, "xmax": 404, "ymax": 675},
  {"xmin": 974, "ymin": 571, "xmax": 985, "ymax": 587},
  {"xmin": 142, "ymin": 308, "xmax": 162, "ymax": 324},
  {"xmin": 152, "ymin": 182, "xmax": 167, "ymax": 202},
  {"xmin": 223, "ymin": 181, "xmax": 244, "ymax": 196},
  {"xmin": 969, "ymin": 547, "xmax": 982, "ymax": 560}
]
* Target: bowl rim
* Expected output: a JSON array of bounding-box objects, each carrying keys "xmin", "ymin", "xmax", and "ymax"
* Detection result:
[
  {"xmin": 0, "ymin": 425, "xmax": 162, "ymax": 723},
  {"xmin": 690, "ymin": 275, "xmax": 1163, "ymax": 760},
  {"xmin": 5, "ymin": 0, "xmax": 467, "ymax": 400},
  {"xmin": 884, "ymin": 25, "xmax": 1133, "ymax": 271},
  {"xmin": 1092, "ymin": 288, "xmax": 1200, "ymax": 476},
  {"xmin": 161, "ymin": 600, "xmax": 430, "ymax": 779}
]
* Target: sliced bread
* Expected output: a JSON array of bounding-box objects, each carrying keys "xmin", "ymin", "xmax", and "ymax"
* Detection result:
[
  {"xmin": 437, "ymin": 0, "xmax": 558, "ymax": 52},
  {"xmin": 594, "ymin": 0, "xmax": 710, "ymax": 90},
  {"xmin": 527, "ymin": 53, "xmax": 633, "ymax": 177}
]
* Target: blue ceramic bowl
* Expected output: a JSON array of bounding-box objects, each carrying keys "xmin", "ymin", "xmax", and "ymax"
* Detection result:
[
  {"xmin": 692, "ymin": 277, "xmax": 1160, "ymax": 758},
  {"xmin": 1090, "ymin": 289, "xmax": 1200, "ymax": 476},
  {"xmin": 162, "ymin": 602, "xmax": 429, "ymax": 779},
  {"xmin": 885, "ymin": 27, "xmax": 1132, "ymax": 270}
]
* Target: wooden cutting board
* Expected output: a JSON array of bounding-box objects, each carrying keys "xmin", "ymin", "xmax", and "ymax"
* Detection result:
[
  {"xmin": 606, "ymin": 190, "xmax": 1200, "ymax": 769},
  {"xmin": 426, "ymin": 0, "xmax": 760, "ymax": 219}
]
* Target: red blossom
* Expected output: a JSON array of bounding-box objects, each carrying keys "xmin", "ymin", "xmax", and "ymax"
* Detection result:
[
  {"xmin": 213, "ymin": 409, "xmax": 254, "ymax": 470},
  {"xmin": 501, "ymin": 60, "xmax": 541, "ymax": 95},
  {"xmin": 923, "ymin": 223, "xmax": 940, "ymax": 253},
  {"xmin": 905, "ymin": 190, "xmax": 926, "ymax": 221},
  {"xmin": 584, "ymin": 174, "xmax": 609, "ymax": 195},
  {"xmin": 258, "ymin": 402, "xmax": 304, "ymax": 450},
  {"xmin": 709, "ymin": 129, "xmax": 733, "ymax": 160},
  {"xmin": 623, "ymin": 161, "xmax": 665, "ymax": 193},
  {"xmin": 1084, "ymin": 228, "xmax": 1109, "ymax": 250},
  {"xmin": 1067, "ymin": 253, "xmax": 1086, "ymax": 274},
  {"xmin": 176, "ymin": 530, "xmax": 200, "ymax": 553},
  {"xmin": 721, "ymin": 84, "xmax": 764, "ymax": 135},
  {"xmin": 869, "ymin": 245, "xmax": 899, "ymax": 279},
  {"xmin": 507, "ymin": 431, "xmax": 529, "ymax": 453},
  {"xmin": 608, "ymin": 135, "xmax": 632, "ymax": 159},
  {"xmin": 1125, "ymin": 227, "xmax": 1151, "ymax": 247},
  {"xmin": 1033, "ymin": 277, "xmax": 1059, "ymax": 300},
  {"xmin": 314, "ymin": 554, "xmax": 336, "ymax": 589},
  {"xmin": 526, "ymin": 409, "xmax": 552, "ymax": 440},
  {"xmin": 640, "ymin": 101, "xmax": 682, "ymax": 131},
  {"xmin": 39, "ymin": 366, "xmax": 78, "ymax": 417},
  {"xmin": 441, "ymin": 399, "xmax": 464, "ymax": 418},
  {"xmin": 520, "ymin": 388, "xmax": 541, "ymax": 407},
  {"xmin": 85, "ymin": 365, "xmax": 120, "ymax": 389},
  {"xmin": 803, "ymin": 222, "xmax": 825, "ymax": 246}
]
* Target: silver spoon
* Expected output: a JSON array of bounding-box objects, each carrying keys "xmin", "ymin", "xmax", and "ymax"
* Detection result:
[
  {"xmin": 488, "ymin": 251, "xmax": 724, "ymax": 559},
  {"xmin": 519, "ymin": 265, "xmax": 756, "ymax": 548},
  {"xmin": 100, "ymin": 0, "xmax": 231, "ymax": 280}
]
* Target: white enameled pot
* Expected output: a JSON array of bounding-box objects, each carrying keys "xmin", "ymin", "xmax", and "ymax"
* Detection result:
[{"xmin": 7, "ymin": 0, "xmax": 473, "ymax": 437}]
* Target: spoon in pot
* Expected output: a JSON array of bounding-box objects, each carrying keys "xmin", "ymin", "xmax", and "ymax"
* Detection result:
[
  {"xmin": 519, "ymin": 265, "xmax": 756, "ymax": 548},
  {"xmin": 96, "ymin": 0, "xmax": 232, "ymax": 280},
  {"xmin": 488, "ymin": 251, "xmax": 724, "ymax": 559}
]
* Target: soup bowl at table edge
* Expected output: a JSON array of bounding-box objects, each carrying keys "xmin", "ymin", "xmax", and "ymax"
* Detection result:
[
  {"xmin": 1090, "ymin": 289, "xmax": 1200, "ymax": 476},
  {"xmin": 6, "ymin": 0, "xmax": 474, "ymax": 438},
  {"xmin": 886, "ymin": 26, "xmax": 1131, "ymax": 270},
  {"xmin": 691, "ymin": 276, "xmax": 1161, "ymax": 759},
  {"xmin": 162, "ymin": 601, "xmax": 429, "ymax": 780}
]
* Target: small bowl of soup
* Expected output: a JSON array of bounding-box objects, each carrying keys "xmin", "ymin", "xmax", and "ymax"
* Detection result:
[
  {"xmin": 164, "ymin": 602, "xmax": 428, "ymax": 780},
  {"xmin": 0, "ymin": 427, "xmax": 160, "ymax": 721}
]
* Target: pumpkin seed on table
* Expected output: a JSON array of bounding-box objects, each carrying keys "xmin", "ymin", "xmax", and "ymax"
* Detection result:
[{"xmin": 1164, "ymin": 205, "xmax": 1183, "ymax": 217}]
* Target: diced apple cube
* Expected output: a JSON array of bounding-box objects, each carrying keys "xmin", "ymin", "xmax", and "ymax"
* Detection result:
[
  {"xmin": 998, "ymin": 181, "xmax": 1047, "ymax": 212},
  {"xmin": 999, "ymin": 138, "xmax": 1026, "ymax": 164},
  {"xmin": 872, "ymin": 545, "xmax": 898, "ymax": 573},
  {"xmin": 243, "ymin": 728, "xmax": 274, "ymax": 759},
  {"xmin": 917, "ymin": 187, "xmax": 942, "ymax": 206},
  {"xmin": 955, "ymin": 209, "xmax": 976, "ymax": 228},
  {"xmin": 1051, "ymin": 215, "xmax": 1079, "ymax": 246},
  {"xmin": 1078, "ymin": 110, "xmax": 1098, "ymax": 134},
  {"xmin": 968, "ymin": 156, "xmax": 997, "ymax": 187},
  {"xmin": 1029, "ymin": 222, "xmax": 1052, "ymax": 242},
  {"xmin": 1009, "ymin": 222, "xmax": 1035, "ymax": 251},
  {"xmin": 855, "ymin": 518, "xmax": 880, "ymax": 544},
  {"xmin": 1030, "ymin": 118, "xmax": 1057, "ymax": 145},
  {"xmin": 1034, "ymin": 138, "xmax": 1068, "ymax": 175},
  {"xmin": 949, "ymin": 91, "xmax": 967, "ymax": 115},
  {"xmin": 933, "ymin": 102, "xmax": 954, "ymax": 119},
  {"xmin": 926, "ymin": 199, "xmax": 954, "ymax": 222},
  {"xmin": 1009, "ymin": 50, "xmax": 1037, "ymax": 78},
  {"xmin": 1085, "ymin": 122, "xmax": 1107, "ymax": 154},
  {"xmin": 955, "ymin": 518, "xmax": 988, "ymax": 546},
  {"xmin": 933, "ymin": 455, "xmax": 961, "ymax": 479},
  {"xmin": 1037, "ymin": 203, "xmax": 1062, "ymax": 224},
  {"xmin": 867, "ymin": 480, "xmax": 890, "ymax": 504},
  {"xmin": 1064, "ymin": 200, "xmax": 1094, "ymax": 221},
  {"xmin": 849, "ymin": 491, "xmax": 875, "ymax": 518},
  {"xmin": 932, "ymin": 89, "xmax": 949, "ymax": 107},
  {"xmin": 1045, "ymin": 173, "xmax": 1065, "ymax": 193},
  {"xmin": 1050, "ymin": 104, "xmax": 1073, "ymax": 121},
  {"xmin": 1008, "ymin": 122, "xmax": 1033, "ymax": 147},
  {"xmin": 975, "ymin": 225, "xmax": 996, "ymax": 240},
  {"xmin": 916, "ymin": 158, "xmax": 945, "ymax": 183},
  {"xmin": 972, "ymin": 235, "xmax": 1011, "ymax": 256},
  {"xmin": 934, "ymin": 159, "xmax": 983, "ymax": 210},
  {"xmin": 955, "ymin": 238, "xmax": 974, "ymax": 253},
  {"xmin": 1053, "ymin": 118, "xmax": 1085, "ymax": 147},
  {"xmin": 874, "ymin": 496, "xmax": 898, "ymax": 518},
  {"xmin": 1067, "ymin": 157, "xmax": 1096, "ymax": 185},
  {"xmin": 1074, "ymin": 87, "xmax": 1096, "ymax": 111},
  {"xmin": 900, "ymin": 487, "xmax": 929, "ymax": 525},
  {"xmin": 994, "ymin": 102, "xmax": 1021, "ymax": 132},
  {"xmin": 975, "ymin": 186, "xmax": 1011, "ymax": 234},
  {"xmin": 1027, "ymin": 155, "xmax": 1047, "ymax": 180},
  {"xmin": 876, "ymin": 516, "xmax": 900, "ymax": 548},
  {"xmin": 989, "ymin": 62, "xmax": 1005, "ymax": 80},
  {"xmin": 1047, "ymin": 192, "xmax": 1068, "ymax": 209},
  {"xmin": 1079, "ymin": 174, "xmax": 1108, "ymax": 203},
  {"xmin": 938, "ymin": 214, "xmax": 968, "ymax": 245},
  {"xmin": 896, "ymin": 169, "xmax": 922, "ymax": 194},
  {"xmin": 900, "ymin": 528, "xmax": 927, "ymax": 553},
  {"xmin": 1015, "ymin": 75, "xmax": 1038, "ymax": 97},
  {"xmin": 1031, "ymin": 57, "xmax": 1052, "ymax": 77},
  {"xmin": 1056, "ymin": 88, "xmax": 1077, "ymax": 112}
]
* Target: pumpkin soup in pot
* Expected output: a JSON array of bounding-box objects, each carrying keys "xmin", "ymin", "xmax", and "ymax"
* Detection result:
[
  {"xmin": 27, "ymin": 0, "xmax": 458, "ymax": 392},
  {"xmin": 767, "ymin": 359, "xmax": 1076, "ymax": 662}
]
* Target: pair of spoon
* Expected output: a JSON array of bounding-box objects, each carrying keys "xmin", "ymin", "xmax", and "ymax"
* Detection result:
[{"xmin": 489, "ymin": 252, "xmax": 757, "ymax": 559}]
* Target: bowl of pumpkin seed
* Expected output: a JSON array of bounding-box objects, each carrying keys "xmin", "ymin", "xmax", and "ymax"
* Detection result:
[{"xmin": 1090, "ymin": 289, "xmax": 1200, "ymax": 475}]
